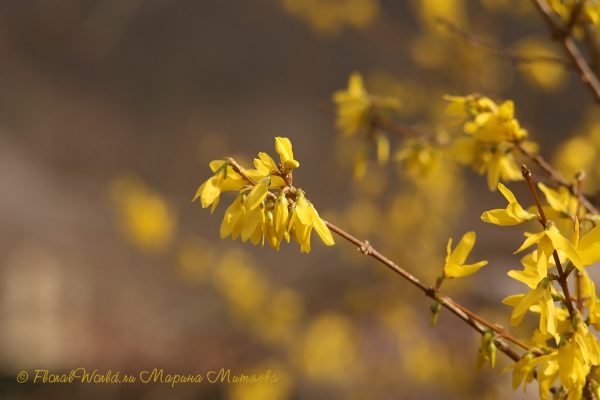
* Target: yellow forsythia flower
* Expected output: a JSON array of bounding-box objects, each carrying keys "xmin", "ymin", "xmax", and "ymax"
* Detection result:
[
  {"xmin": 444, "ymin": 94, "xmax": 497, "ymax": 119},
  {"xmin": 502, "ymin": 351, "xmax": 536, "ymax": 392},
  {"xmin": 481, "ymin": 183, "xmax": 535, "ymax": 225},
  {"xmin": 477, "ymin": 146, "xmax": 523, "ymax": 191},
  {"xmin": 332, "ymin": 72, "xmax": 400, "ymax": 136},
  {"xmin": 395, "ymin": 140, "xmax": 442, "ymax": 180},
  {"xmin": 475, "ymin": 330, "xmax": 496, "ymax": 372},
  {"xmin": 507, "ymin": 252, "xmax": 546, "ymax": 289},
  {"xmin": 333, "ymin": 72, "xmax": 370, "ymax": 136},
  {"xmin": 199, "ymin": 137, "xmax": 333, "ymax": 253},
  {"xmin": 443, "ymin": 231, "xmax": 488, "ymax": 278},
  {"xmin": 245, "ymin": 176, "xmax": 271, "ymax": 211},
  {"xmin": 110, "ymin": 176, "xmax": 177, "ymax": 252},
  {"xmin": 275, "ymin": 136, "xmax": 300, "ymax": 169},
  {"xmin": 514, "ymin": 225, "xmax": 584, "ymax": 275},
  {"xmin": 572, "ymin": 221, "xmax": 600, "ymax": 266},
  {"xmin": 471, "ymin": 100, "xmax": 528, "ymax": 143},
  {"xmin": 193, "ymin": 160, "xmax": 247, "ymax": 212},
  {"xmin": 538, "ymin": 182, "xmax": 578, "ymax": 219},
  {"xmin": 504, "ymin": 278, "xmax": 557, "ymax": 336},
  {"xmin": 557, "ymin": 339, "xmax": 587, "ymax": 398},
  {"xmin": 289, "ymin": 191, "xmax": 335, "ymax": 253}
]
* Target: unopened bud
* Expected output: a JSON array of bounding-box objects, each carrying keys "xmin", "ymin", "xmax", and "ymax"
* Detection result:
[
  {"xmin": 430, "ymin": 301, "xmax": 441, "ymax": 328},
  {"xmin": 486, "ymin": 340, "xmax": 497, "ymax": 368},
  {"xmin": 572, "ymin": 311, "xmax": 582, "ymax": 331}
]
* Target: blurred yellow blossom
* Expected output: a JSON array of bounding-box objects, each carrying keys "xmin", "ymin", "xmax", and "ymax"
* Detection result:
[
  {"xmin": 301, "ymin": 313, "xmax": 357, "ymax": 382},
  {"xmin": 478, "ymin": 146, "xmax": 524, "ymax": 191},
  {"xmin": 412, "ymin": 0, "xmax": 468, "ymax": 32},
  {"xmin": 395, "ymin": 140, "xmax": 442, "ymax": 181},
  {"xmin": 176, "ymin": 237, "xmax": 216, "ymax": 283},
  {"xmin": 227, "ymin": 362, "xmax": 293, "ymax": 400},
  {"xmin": 282, "ymin": 0, "xmax": 379, "ymax": 37},
  {"xmin": 332, "ymin": 72, "xmax": 400, "ymax": 137},
  {"xmin": 512, "ymin": 37, "xmax": 568, "ymax": 92},
  {"xmin": 110, "ymin": 175, "xmax": 177, "ymax": 252}
]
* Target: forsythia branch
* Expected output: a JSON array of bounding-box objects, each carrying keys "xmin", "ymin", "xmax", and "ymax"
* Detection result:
[
  {"xmin": 522, "ymin": 164, "xmax": 576, "ymax": 318},
  {"xmin": 532, "ymin": 0, "xmax": 600, "ymax": 104},
  {"xmin": 516, "ymin": 143, "xmax": 599, "ymax": 215},
  {"xmin": 438, "ymin": 18, "xmax": 573, "ymax": 67},
  {"xmin": 323, "ymin": 220, "xmax": 536, "ymax": 358}
]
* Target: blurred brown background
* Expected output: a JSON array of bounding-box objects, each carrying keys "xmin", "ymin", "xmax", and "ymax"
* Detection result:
[{"xmin": 0, "ymin": 0, "xmax": 597, "ymax": 399}]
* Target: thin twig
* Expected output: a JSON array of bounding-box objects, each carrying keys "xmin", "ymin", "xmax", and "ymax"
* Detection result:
[
  {"xmin": 565, "ymin": 0, "xmax": 585, "ymax": 35},
  {"xmin": 516, "ymin": 143, "xmax": 599, "ymax": 215},
  {"xmin": 532, "ymin": 0, "xmax": 600, "ymax": 104},
  {"xmin": 576, "ymin": 170, "xmax": 586, "ymax": 314},
  {"xmin": 522, "ymin": 164, "xmax": 576, "ymax": 317},
  {"xmin": 324, "ymin": 220, "xmax": 535, "ymax": 358},
  {"xmin": 438, "ymin": 18, "xmax": 573, "ymax": 67},
  {"xmin": 375, "ymin": 118, "xmax": 440, "ymax": 146}
]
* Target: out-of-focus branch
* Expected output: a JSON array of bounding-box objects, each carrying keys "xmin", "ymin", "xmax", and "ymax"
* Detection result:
[
  {"xmin": 438, "ymin": 18, "xmax": 573, "ymax": 67},
  {"xmin": 376, "ymin": 119, "xmax": 440, "ymax": 146},
  {"xmin": 532, "ymin": 0, "xmax": 600, "ymax": 104},
  {"xmin": 583, "ymin": 23, "xmax": 600, "ymax": 75},
  {"xmin": 516, "ymin": 143, "xmax": 599, "ymax": 215}
]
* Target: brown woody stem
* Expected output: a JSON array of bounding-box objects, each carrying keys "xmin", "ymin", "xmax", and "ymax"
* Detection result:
[{"xmin": 522, "ymin": 164, "xmax": 576, "ymax": 317}]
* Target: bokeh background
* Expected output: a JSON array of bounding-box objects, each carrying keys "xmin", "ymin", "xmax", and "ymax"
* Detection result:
[{"xmin": 1, "ymin": 0, "xmax": 600, "ymax": 399}]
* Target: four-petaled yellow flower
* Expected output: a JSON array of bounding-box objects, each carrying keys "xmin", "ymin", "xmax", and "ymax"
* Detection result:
[
  {"xmin": 514, "ymin": 225, "xmax": 583, "ymax": 276},
  {"xmin": 481, "ymin": 183, "xmax": 536, "ymax": 226},
  {"xmin": 478, "ymin": 146, "xmax": 523, "ymax": 191},
  {"xmin": 502, "ymin": 351, "xmax": 536, "ymax": 392},
  {"xmin": 443, "ymin": 231, "xmax": 488, "ymax": 278},
  {"xmin": 503, "ymin": 278, "xmax": 557, "ymax": 336},
  {"xmin": 193, "ymin": 160, "xmax": 247, "ymax": 212}
]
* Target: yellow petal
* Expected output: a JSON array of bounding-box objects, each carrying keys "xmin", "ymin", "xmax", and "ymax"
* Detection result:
[
  {"xmin": 275, "ymin": 137, "xmax": 300, "ymax": 169},
  {"xmin": 444, "ymin": 261, "xmax": 488, "ymax": 278},
  {"xmin": 481, "ymin": 209, "xmax": 523, "ymax": 226},
  {"xmin": 546, "ymin": 227, "xmax": 583, "ymax": 271},
  {"xmin": 514, "ymin": 231, "xmax": 546, "ymax": 254},
  {"xmin": 245, "ymin": 178, "xmax": 270, "ymax": 211},
  {"xmin": 220, "ymin": 199, "xmax": 244, "ymax": 239},
  {"xmin": 309, "ymin": 204, "xmax": 334, "ymax": 246},
  {"xmin": 448, "ymin": 231, "xmax": 476, "ymax": 266},
  {"xmin": 511, "ymin": 286, "xmax": 545, "ymax": 326}
]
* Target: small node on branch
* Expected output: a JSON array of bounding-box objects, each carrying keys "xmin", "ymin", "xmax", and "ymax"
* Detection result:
[{"xmin": 358, "ymin": 240, "xmax": 373, "ymax": 255}]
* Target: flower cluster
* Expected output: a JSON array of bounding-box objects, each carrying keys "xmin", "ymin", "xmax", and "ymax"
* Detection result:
[
  {"xmin": 333, "ymin": 72, "xmax": 450, "ymax": 181},
  {"xmin": 482, "ymin": 182, "xmax": 600, "ymax": 398},
  {"xmin": 193, "ymin": 137, "xmax": 334, "ymax": 253},
  {"xmin": 444, "ymin": 94, "xmax": 537, "ymax": 191}
]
